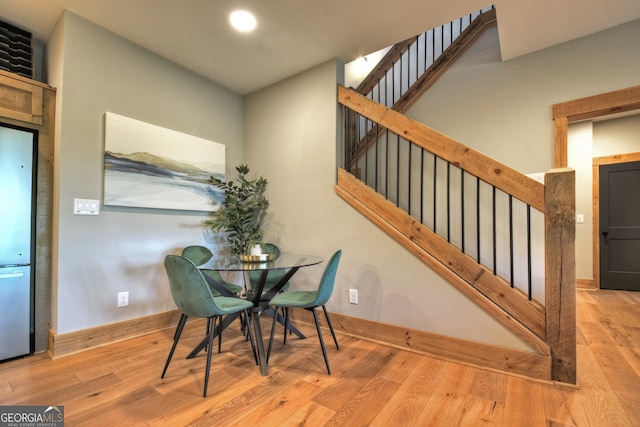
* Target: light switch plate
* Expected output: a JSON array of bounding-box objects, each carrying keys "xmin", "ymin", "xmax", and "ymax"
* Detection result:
[{"xmin": 74, "ymin": 198, "xmax": 100, "ymax": 215}]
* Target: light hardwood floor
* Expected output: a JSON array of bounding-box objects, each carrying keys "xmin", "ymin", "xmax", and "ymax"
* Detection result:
[{"xmin": 1, "ymin": 289, "xmax": 638, "ymax": 426}]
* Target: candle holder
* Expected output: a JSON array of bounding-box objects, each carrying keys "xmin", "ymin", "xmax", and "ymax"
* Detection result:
[{"xmin": 240, "ymin": 253, "xmax": 276, "ymax": 262}]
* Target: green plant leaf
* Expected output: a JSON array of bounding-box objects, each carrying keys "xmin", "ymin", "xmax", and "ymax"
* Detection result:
[{"xmin": 204, "ymin": 164, "xmax": 269, "ymax": 255}]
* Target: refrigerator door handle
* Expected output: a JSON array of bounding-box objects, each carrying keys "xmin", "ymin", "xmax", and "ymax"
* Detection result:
[{"xmin": 0, "ymin": 272, "xmax": 25, "ymax": 279}]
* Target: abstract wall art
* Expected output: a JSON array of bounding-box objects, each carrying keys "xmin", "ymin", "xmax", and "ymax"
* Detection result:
[{"xmin": 103, "ymin": 112, "xmax": 225, "ymax": 212}]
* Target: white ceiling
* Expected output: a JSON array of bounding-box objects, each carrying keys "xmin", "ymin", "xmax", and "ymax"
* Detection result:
[{"xmin": 2, "ymin": 0, "xmax": 640, "ymax": 94}]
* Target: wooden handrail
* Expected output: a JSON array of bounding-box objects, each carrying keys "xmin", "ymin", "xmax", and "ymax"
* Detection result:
[{"xmin": 339, "ymin": 85, "xmax": 546, "ymax": 212}]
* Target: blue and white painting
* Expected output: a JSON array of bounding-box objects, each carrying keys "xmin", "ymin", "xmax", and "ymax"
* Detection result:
[{"xmin": 104, "ymin": 112, "xmax": 225, "ymax": 212}]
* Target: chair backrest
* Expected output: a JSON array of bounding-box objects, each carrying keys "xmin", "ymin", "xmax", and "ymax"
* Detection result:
[
  {"xmin": 263, "ymin": 243, "xmax": 281, "ymax": 257},
  {"xmin": 181, "ymin": 245, "xmax": 213, "ymax": 266},
  {"xmin": 311, "ymin": 250, "xmax": 342, "ymax": 306},
  {"xmin": 164, "ymin": 255, "xmax": 221, "ymax": 318},
  {"xmin": 247, "ymin": 243, "xmax": 283, "ymax": 289}
]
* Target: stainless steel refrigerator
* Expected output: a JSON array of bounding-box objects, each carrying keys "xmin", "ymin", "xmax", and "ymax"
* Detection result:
[{"xmin": 0, "ymin": 123, "xmax": 36, "ymax": 361}]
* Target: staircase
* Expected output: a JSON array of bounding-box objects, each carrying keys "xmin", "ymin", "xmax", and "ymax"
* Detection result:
[
  {"xmin": 355, "ymin": 6, "xmax": 496, "ymax": 112},
  {"xmin": 336, "ymin": 8, "xmax": 576, "ymax": 385}
]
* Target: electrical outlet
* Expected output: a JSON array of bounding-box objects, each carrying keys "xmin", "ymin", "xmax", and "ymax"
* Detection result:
[
  {"xmin": 349, "ymin": 289, "xmax": 358, "ymax": 304},
  {"xmin": 117, "ymin": 291, "xmax": 129, "ymax": 308}
]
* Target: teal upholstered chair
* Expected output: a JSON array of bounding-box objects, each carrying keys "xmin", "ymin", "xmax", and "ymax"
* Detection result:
[
  {"xmin": 161, "ymin": 255, "xmax": 254, "ymax": 397},
  {"xmin": 267, "ymin": 250, "xmax": 342, "ymax": 374},
  {"xmin": 182, "ymin": 245, "xmax": 246, "ymax": 339},
  {"xmin": 182, "ymin": 245, "xmax": 243, "ymax": 296}
]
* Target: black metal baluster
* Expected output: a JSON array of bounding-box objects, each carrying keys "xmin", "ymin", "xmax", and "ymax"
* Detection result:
[
  {"xmin": 343, "ymin": 107, "xmax": 348, "ymax": 170},
  {"xmin": 384, "ymin": 73, "xmax": 388, "ymax": 106},
  {"xmin": 373, "ymin": 122, "xmax": 380, "ymax": 193},
  {"xmin": 461, "ymin": 169, "xmax": 465, "ymax": 253},
  {"xmin": 446, "ymin": 161, "xmax": 451, "ymax": 242},
  {"xmin": 396, "ymin": 133, "xmax": 400, "ymax": 207},
  {"xmin": 476, "ymin": 177, "xmax": 481, "ymax": 264},
  {"xmin": 398, "ymin": 54, "xmax": 402, "ymax": 104},
  {"xmin": 352, "ymin": 111, "xmax": 357, "ymax": 177},
  {"xmin": 414, "ymin": 37, "xmax": 418, "ymax": 86},
  {"xmin": 363, "ymin": 117, "xmax": 369, "ymax": 184},
  {"xmin": 492, "ymin": 186, "xmax": 497, "ymax": 275},
  {"xmin": 432, "ymin": 28, "xmax": 436, "ymax": 67},
  {"xmin": 385, "ymin": 126, "xmax": 390, "ymax": 200},
  {"xmin": 527, "ymin": 205, "xmax": 532, "ymax": 301},
  {"xmin": 509, "ymin": 195, "xmax": 514, "ymax": 287},
  {"xmin": 408, "ymin": 140, "xmax": 412, "ymax": 216},
  {"xmin": 420, "ymin": 149, "xmax": 425, "ymax": 224},
  {"xmin": 392, "ymin": 61, "xmax": 396, "ymax": 108},
  {"xmin": 433, "ymin": 156, "xmax": 437, "ymax": 234}
]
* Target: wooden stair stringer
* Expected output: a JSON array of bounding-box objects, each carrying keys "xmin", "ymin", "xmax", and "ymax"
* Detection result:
[{"xmin": 336, "ymin": 168, "xmax": 550, "ymax": 357}]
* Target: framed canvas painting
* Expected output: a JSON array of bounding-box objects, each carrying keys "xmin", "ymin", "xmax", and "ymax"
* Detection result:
[{"xmin": 103, "ymin": 112, "xmax": 225, "ymax": 211}]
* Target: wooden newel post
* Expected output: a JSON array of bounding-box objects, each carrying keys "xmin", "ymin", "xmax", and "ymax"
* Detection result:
[{"xmin": 544, "ymin": 168, "xmax": 577, "ymax": 384}]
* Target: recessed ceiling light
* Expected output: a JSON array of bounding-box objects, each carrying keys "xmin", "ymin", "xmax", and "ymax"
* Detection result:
[{"xmin": 229, "ymin": 10, "xmax": 257, "ymax": 32}]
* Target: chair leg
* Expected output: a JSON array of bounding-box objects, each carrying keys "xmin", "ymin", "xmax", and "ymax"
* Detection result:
[
  {"xmin": 239, "ymin": 312, "xmax": 247, "ymax": 338},
  {"xmin": 204, "ymin": 317, "xmax": 212, "ymax": 351},
  {"xmin": 283, "ymin": 307, "xmax": 290, "ymax": 345},
  {"xmin": 173, "ymin": 313, "xmax": 186, "ymax": 339},
  {"xmin": 281, "ymin": 307, "xmax": 291, "ymax": 336},
  {"xmin": 311, "ymin": 307, "xmax": 331, "ymax": 375},
  {"xmin": 321, "ymin": 304, "xmax": 339, "ymax": 350},
  {"xmin": 267, "ymin": 306, "xmax": 279, "ymax": 364},
  {"xmin": 217, "ymin": 316, "xmax": 222, "ymax": 354},
  {"xmin": 203, "ymin": 315, "xmax": 217, "ymax": 397},
  {"xmin": 162, "ymin": 313, "xmax": 188, "ymax": 378},
  {"xmin": 243, "ymin": 309, "xmax": 258, "ymax": 365}
]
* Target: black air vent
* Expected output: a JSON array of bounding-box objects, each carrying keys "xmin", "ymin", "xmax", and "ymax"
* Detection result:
[{"xmin": 0, "ymin": 20, "xmax": 33, "ymax": 79}]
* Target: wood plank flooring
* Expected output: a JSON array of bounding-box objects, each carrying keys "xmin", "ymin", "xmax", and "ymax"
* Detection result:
[{"xmin": 1, "ymin": 289, "xmax": 638, "ymax": 426}]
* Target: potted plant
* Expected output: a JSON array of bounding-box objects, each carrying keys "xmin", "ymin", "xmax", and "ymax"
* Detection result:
[{"xmin": 205, "ymin": 164, "xmax": 269, "ymax": 256}]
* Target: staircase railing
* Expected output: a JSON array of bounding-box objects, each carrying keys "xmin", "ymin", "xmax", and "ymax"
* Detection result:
[
  {"xmin": 348, "ymin": 7, "xmax": 497, "ymax": 171},
  {"xmin": 355, "ymin": 6, "xmax": 496, "ymax": 111},
  {"xmin": 337, "ymin": 85, "xmax": 576, "ymax": 384}
]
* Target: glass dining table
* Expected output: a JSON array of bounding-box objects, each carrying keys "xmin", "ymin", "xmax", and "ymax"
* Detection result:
[{"xmin": 188, "ymin": 253, "xmax": 323, "ymax": 376}]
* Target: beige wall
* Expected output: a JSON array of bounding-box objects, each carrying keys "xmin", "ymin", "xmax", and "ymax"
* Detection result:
[
  {"xmin": 593, "ymin": 114, "xmax": 640, "ymax": 157},
  {"xmin": 244, "ymin": 60, "xmax": 531, "ymax": 351},
  {"xmin": 47, "ymin": 11, "xmax": 244, "ymax": 334},
  {"xmin": 568, "ymin": 121, "xmax": 595, "ymax": 280}
]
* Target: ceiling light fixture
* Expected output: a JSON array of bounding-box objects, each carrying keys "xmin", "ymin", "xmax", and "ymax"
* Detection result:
[{"xmin": 229, "ymin": 10, "xmax": 257, "ymax": 32}]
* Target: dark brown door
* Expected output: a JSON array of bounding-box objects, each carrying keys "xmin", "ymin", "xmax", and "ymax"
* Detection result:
[{"xmin": 599, "ymin": 161, "xmax": 640, "ymax": 291}]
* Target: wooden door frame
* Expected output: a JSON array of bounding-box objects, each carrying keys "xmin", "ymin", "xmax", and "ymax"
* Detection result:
[{"xmin": 553, "ymin": 85, "xmax": 640, "ymax": 288}]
